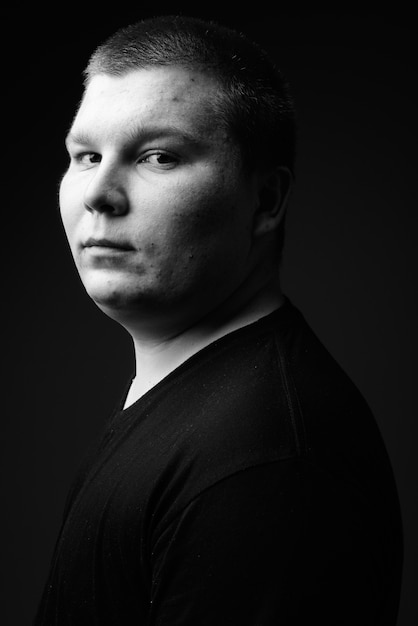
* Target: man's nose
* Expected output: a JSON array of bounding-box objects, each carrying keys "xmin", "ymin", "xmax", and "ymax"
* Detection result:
[{"xmin": 83, "ymin": 165, "xmax": 129, "ymax": 216}]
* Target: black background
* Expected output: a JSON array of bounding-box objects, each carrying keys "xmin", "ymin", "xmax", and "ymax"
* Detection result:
[{"xmin": 3, "ymin": 7, "xmax": 417, "ymax": 625}]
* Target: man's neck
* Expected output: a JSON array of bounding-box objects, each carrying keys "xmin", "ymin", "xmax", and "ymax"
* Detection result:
[{"xmin": 123, "ymin": 279, "xmax": 284, "ymax": 409}]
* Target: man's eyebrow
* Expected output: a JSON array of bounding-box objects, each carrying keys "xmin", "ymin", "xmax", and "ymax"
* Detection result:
[
  {"xmin": 65, "ymin": 124, "xmax": 203, "ymax": 148},
  {"xmin": 126, "ymin": 124, "xmax": 203, "ymax": 145},
  {"xmin": 65, "ymin": 130, "xmax": 92, "ymax": 147}
]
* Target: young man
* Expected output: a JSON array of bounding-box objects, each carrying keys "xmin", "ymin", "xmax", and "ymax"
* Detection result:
[{"xmin": 34, "ymin": 15, "xmax": 403, "ymax": 625}]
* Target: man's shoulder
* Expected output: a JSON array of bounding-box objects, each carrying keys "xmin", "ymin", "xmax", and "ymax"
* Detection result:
[
  {"xmin": 123, "ymin": 300, "xmax": 367, "ymax": 515},
  {"xmin": 124, "ymin": 297, "xmax": 376, "ymax": 481}
]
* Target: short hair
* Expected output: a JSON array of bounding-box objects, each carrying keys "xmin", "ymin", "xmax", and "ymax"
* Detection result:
[
  {"xmin": 83, "ymin": 15, "xmax": 296, "ymax": 258},
  {"xmin": 84, "ymin": 14, "xmax": 296, "ymax": 175}
]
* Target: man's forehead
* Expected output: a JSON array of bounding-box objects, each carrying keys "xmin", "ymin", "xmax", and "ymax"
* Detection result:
[
  {"xmin": 81, "ymin": 66, "xmax": 220, "ymax": 106},
  {"xmin": 69, "ymin": 67, "xmax": 226, "ymax": 145}
]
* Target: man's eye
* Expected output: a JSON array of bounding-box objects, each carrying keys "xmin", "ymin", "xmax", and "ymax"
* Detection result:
[
  {"xmin": 140, "ymin": 152, "xmax": 178, "ymax": 168},
  {"xmin": 74, "ymin": 152, "xmax": 101, "ymax": 165}
]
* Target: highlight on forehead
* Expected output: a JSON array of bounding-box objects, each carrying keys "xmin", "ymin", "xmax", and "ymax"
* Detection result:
[{"xmin": 66, "ymin": 68, "xmax": 233, "ymax": 150}]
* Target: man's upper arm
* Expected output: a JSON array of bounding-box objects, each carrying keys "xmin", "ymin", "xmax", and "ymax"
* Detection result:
[{"xmin": 148, "ymin": 458, "xmax": 380, "ymax": 625}]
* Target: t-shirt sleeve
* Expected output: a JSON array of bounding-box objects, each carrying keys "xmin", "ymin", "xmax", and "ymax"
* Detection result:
[{"xmin": 148, "ymin": 458, "xmax": 382, "ymax": 625}]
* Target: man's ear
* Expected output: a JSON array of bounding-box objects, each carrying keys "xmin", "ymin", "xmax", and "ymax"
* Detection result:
[{"xmin": 253, "ymin": 166, "xmax": 293, "ymax": 237}]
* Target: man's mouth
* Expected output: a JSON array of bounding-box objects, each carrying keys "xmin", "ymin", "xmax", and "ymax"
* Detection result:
[{"xmin": 83, "ymin": 237, "xmax": 135, "ymax": 251}]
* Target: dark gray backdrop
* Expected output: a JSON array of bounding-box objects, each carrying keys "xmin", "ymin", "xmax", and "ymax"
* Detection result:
[{"xmin": 3, "ymin": 8, "xmax": 417, "ymax": 625}]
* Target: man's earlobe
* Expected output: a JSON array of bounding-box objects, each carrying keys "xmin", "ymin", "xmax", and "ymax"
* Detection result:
[{"xmin": 253, "ymin": 167, "xmax": 293, "ymax": 237}]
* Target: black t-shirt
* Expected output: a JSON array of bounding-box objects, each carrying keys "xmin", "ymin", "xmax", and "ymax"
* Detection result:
[{"xmin": 34, "ymin": 298, "xmax": 403, "ymax": 625}]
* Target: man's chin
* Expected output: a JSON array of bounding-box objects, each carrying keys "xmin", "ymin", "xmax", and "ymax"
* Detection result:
[
  {"xmin": 84, "ymin": 281, "xmax": 170, "ymax": 325},
  {"xmin": 89, "ymin": 290, "xmax": 142, "ymax": 314},
  {"xmin": 82, "ymin": 279, "xmax": 142, "ymax": 312}
]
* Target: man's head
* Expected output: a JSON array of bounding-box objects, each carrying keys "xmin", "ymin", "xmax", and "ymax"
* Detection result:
[{"xmin": 60, "ymin": 15, "xmax": 296, "ymax": 334}]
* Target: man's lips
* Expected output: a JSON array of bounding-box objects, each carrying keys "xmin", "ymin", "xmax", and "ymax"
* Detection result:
[{"xmin": 83, "ymin": 237, "xmax": 135, "ymax": 251}]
